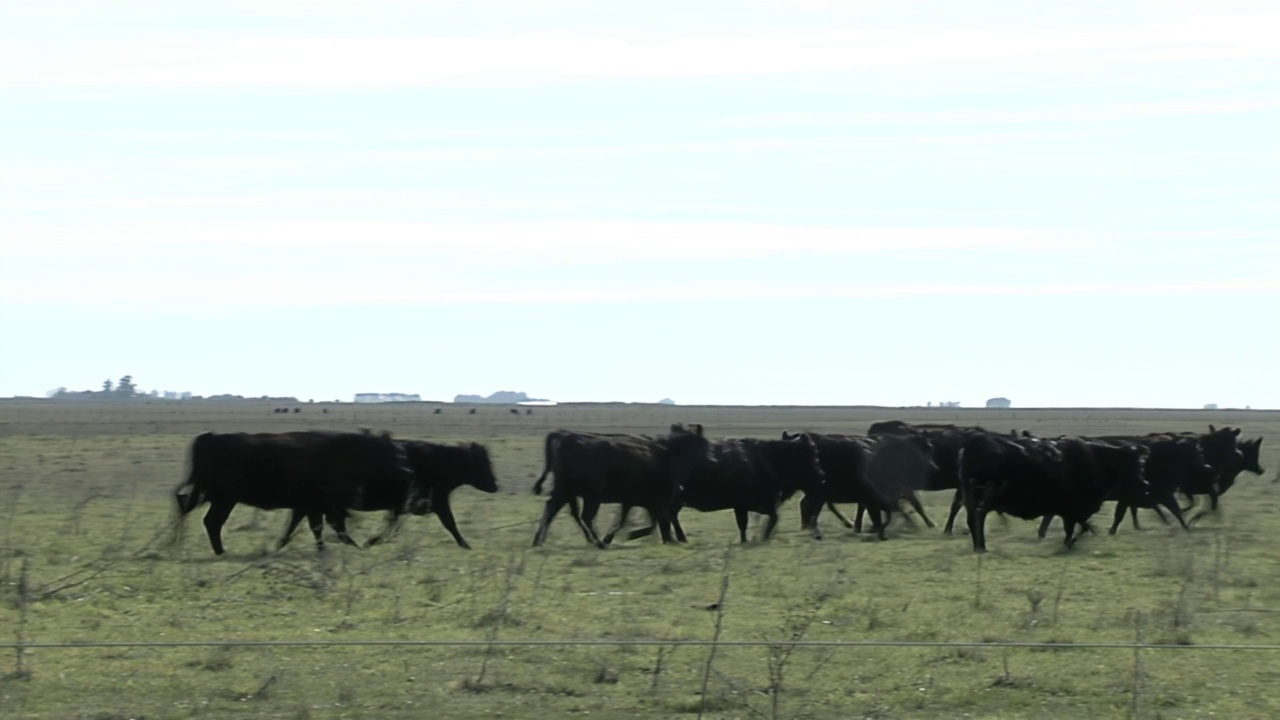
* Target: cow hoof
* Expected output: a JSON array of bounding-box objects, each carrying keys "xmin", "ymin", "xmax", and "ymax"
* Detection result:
[{"xmin": 458, "ymin": 541, "xmax": 472, "ymax": 550}]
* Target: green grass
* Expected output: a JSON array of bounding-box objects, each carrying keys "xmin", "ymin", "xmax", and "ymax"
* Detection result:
[{"xmin": 0, "ymin": 401, "xmax": 1278, "ymax": 719}]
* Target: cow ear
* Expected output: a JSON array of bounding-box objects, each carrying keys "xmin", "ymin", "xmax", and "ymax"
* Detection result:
[
  {"xmin": 381, "ymin": 430, "xmax": 393, "ymax": 440},
  {"xmin": 693, "ymin": 423, "xmax": 704, "ymax": 436},
  {"xmin": 1209, "ymin": 424, "xmax": 1216, "ymax": 433},
  {"xmin": 1231, "ymin": 428, "xmax": 1241, "ymax": 437}
]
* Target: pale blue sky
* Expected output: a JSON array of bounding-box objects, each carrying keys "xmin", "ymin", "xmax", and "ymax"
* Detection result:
[{"xmin": 1, "ymin": 1, "xmax": 1277, "ymax": 407}]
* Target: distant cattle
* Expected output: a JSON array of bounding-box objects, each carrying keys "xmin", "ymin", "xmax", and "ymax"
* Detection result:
[
  {"xmin": 173, "ymin": 430, "xmax": 416, "ymax": 555},
  {"xmin": 469, "ymin": 408, "xmax": 477, "ymax": 415},
  {"xmin": 510, "ymin": 408, "xmax": 520, "ymax": 415},
  {"xmin": 433, "ymin": 408, "xmax": 443, "ymax": 415},
  {"xmin": 531, "ymin": 424, "xmax": 713, "ymax": 548},
  {"xmin": 526, "ymin": 408, "xmax": 534, "ymax": 416},
  {"xmin": 605, "ymin": 432, "xmax": 827, "ymax": 545},
  {"xmin": 958, "ymin": 432, "xmax": 1148, "ymax": 552},
  {"xmin": 293, "ymin": 408, "xmax": 301, "ymax": 414}
]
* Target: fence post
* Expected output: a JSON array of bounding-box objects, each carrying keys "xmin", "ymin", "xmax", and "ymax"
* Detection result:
[
  {"xmin": 13, "ymin": 556, "xmax": 31, "ymax": 679},
  {"xmin": 1129, "ymin": 611, "xmax": 1145, "ymax": 719}
]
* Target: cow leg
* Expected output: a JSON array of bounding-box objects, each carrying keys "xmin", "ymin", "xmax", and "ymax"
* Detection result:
[
  {"xmin": 1109, "ymin": 502, "xmax": 1129, "ymax": 535},
  {"xmin": 868, "ymin": 505, "xmax": 890, "ymax": 540},
  {"xmin": 1160, "ymin": 496, "xmax": 1191, "ymax": 530},
  {"xmin": 1135, "ymin": 505, "xmax": 1150, "ymax": 529},
  {"xmin": 427, "ymin": 498, "xmax": 470, "ymax": 549},
  {"xmin": 326, "ymin": 510, "xmax": 363, "ymax": 549},
  {"xmin": 970, "ymin": 506, "xmax": 989, "ymax": 553},
  {"xmin": 201, "ymin": 499, "xmax": 235, "ymax": 556},
  {"xmin": 306, "ymin": 510, "xmax": 326, "ymax": 550},
  {"xmin": 851, "ymin": 504, "xmax": 865, "ymax": 533},
  {"xmin": 278, "ymin": 509, "xmax": 308, "ymax": 550},
  {"xmin": 760, "ymin": 508, "xmax": 781, "ymax": 541},
  {"xmin": 1190, "ymin": 491, "xmax": 1220, "ymax": 525},
  {"xmin": 734, "ymin": 507, "xmax": 750, "ymax": 543},
  {"xmin": 532, "ymin": 494, "xmax": 568, "ymax": 546},
  {"xmin": 670, "ymin": 508, "xmax": 688, "ymax": 543},
  {"xmin": 799, "ymin": 494, "xmax": 824, "ymax": 539},
  {"xmin": 1037, "ymin": 515, "xmax": 1053, "ymax": 539},
  {"xmin": 905, "ymin": 492, "xmax": 935, "ymax": 529},
  {"xmin": 1063, "ymin": 521, "xmax": 1079, "ymax": 549},
  {"xmin": 1149, "ymin": 505, "xmax": 1170, "ymax": 526},
  {"xmin": 653, "ymin": 507, "xmax": 677, "ymax": 544},
  {"xmin": 603, "ymin": 504, "xmax": 635, "ymax": 545},
  {"xmin": 364, "ymin": 511, "xmax": 405, "ymax": 548},
  {"xmin": 944, "ymin": 489, "xmax": 964, "ymax": 535},
  {"xmin": 567, "ymin": 497, "xmax": 606, "ymax": 549}
]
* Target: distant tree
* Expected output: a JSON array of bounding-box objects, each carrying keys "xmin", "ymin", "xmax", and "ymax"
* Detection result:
[
  {"xmin": 117, "ymin": 375, "xmax": 137, "ymax": 397},
  {"xmin": 46, "ymin": 387, "xmax": 67, "ymax": 398},
  {"xmin": 148, "ymin": 389, "xmax": 159, "ymax": 398},
  {"xmin": 102, "ymin": 379, "xmax": 113, "ymax": 393}
]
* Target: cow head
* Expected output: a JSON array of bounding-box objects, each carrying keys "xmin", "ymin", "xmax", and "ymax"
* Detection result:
[
  {"xmin": 1200, "ymin": 425, "xmax": 1246, "ymax": 481},
  {"xmin": 1239, "ymin": 437, "xmax": 1265, "ymax": 476},
  {"xmin": 463, "ymin": 441, "xmax": 501, "ymax": 494},
  {"xmin": 777, "ymin": 432, "xmax": 827, "ymax": 498}
]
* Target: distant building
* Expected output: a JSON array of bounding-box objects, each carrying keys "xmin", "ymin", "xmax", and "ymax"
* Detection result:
[
  {"xmin": 1203, "ymin": 403, "xmax": 1218, "ymax": 410},
  {"xmin": 658, "ymin": 398, "xmax": 676, "ymax": 405},
  {"xmin": 354, "ymin": 393, "xmax": 422, "ymax": 403},
  {"xmin": 985, "ymin": 397, "xmax": 1012, "ymax": 409}
]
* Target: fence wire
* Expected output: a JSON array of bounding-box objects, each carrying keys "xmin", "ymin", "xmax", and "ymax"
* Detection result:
[{"xmin": 3, "ymin": 638, "xmax": 1280, "ymax": 651}]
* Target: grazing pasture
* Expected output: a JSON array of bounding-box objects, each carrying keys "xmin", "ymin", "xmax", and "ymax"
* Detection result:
[{"xmin": 0, "ymin": 400, "xmax": 1278, "ymax": 719}]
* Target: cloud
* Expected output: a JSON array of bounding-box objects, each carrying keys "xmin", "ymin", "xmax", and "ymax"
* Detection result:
[
  {"xmin": 0, "ymin": 221, "xmax": 1038, "ymax": 259},
  {"xmin": 717, "ymin": 99, "xmax": 1280, "ymax": 129},
  {"xmin": 5, "ymin": 279, "xmax": 1276, "ymax": 310},
  {"xmin": 4, "ymin": 10, "xmax": 1278, "ymax": 87}
]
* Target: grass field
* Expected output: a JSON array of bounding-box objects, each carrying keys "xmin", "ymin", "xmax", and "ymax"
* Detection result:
[{"xmin": 0, "ymin": 401, "xmax": 1277, "ymax": 720}]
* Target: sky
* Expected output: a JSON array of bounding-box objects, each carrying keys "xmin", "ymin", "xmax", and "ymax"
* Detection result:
[{"xmin": 1, "ymin": 0, "xmax": 1278, "ymax": 408}]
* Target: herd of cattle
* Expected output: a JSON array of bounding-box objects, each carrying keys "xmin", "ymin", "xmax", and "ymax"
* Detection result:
[{"xmin": 172, "ymin": 421, "xmax": 1266, "ymax": 556}]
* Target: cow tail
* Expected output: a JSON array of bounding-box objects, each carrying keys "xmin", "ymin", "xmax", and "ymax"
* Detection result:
[
  {"xmin": 533, "ymin": 435, "xmax": 555, "ymax": 495},
  {"xmin": 169, "ymin": 432, "xmax": 210, "ymax": 547}
]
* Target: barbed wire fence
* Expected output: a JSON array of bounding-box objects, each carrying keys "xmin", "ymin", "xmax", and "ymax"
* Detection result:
[{"xmin": 7, "ymin": 510, "xmax": 1280, "ymax": 720}]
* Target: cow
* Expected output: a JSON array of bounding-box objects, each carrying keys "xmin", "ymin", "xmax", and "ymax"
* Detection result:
[
  {"xmin": 1086, "ymin": 433, "xmax": 1213, "ymax": 533},
  {"xmin": 1097, "ymin": 425, "xmax": 1245, "ymax": 525},
  {"xmin": 526, "ymin": 408, "xmax": 534, "ymax": 416},
  {"xmin": 1023, "ymin": 436, "xmax": 1153, "ymax": 538},
  {"xmin": 510, "ymin": 408, "xmax": 520, "ymax": 415},
  {"xmin": 293, "ymin": 408, "xmax": 301, "ymax": 414},
  {"xmin": 469, "ymin": 408, "xmax": 477, "ymax": 415},
  {"xmin": 958, "ymin": 432, "xmax": 1143, "ymax": 552},
  {"xmin": 534, "ymin": 429, "xmax": 659, "ymax": 496},
  {"xmin": 866, "ymin": 421, "xmax": 992, "ymax": 534},
  {"xmin": 603, "ymin": 432, "xmax": 828, "ymax": 545},
  {"xmin": 361, "ymin": 439, "xmax": 500, "ymax": 549},
  {"xmin": 530, "ymin": 424, "xmax": 713, "ymax": 548},
  {"xmin": 172, "ymin": 430, "xmax": 415, "ymax": 556},
  {"xmin": 433, "ymin": 408, "xmax": 443, "ymax": 415},
  {"xmin": 787, "ymin": 431, "xmax": 936, "ymax": 540}
]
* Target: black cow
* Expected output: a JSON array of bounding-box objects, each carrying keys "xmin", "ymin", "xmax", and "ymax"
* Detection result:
[
  {"xmin": 604, "ymin": 433, "xmax": 827, "ymax": 545},
  {"xmin": 867, "ymin": 421, "xmax": 992, "ymax": 534},
  {"xmin": 1088, "ymin": 433, "xmax": 1213, "ymax": 533},
  {"xmin": 293, "ymin": 408, "xmax": 301, "ymax": 414},
  {"xmin": 510, "ymin": 408, "xmax": 520, "ymax": 415},
  {"xmin": 360, "ymin": 439, "xmax": 500, "ymax": 549},
  {"xmin": 534, "ymin": 429, "xmax": 658, "ymax": 496},
  {"xmin": 1023, "ymin": 436, "xmax": 1153, "ymax": 538},
  {"xmin": 958, "ymin": 432, "xmax": 1142, "ymax": 552},
  {"xmin": 173, "ymin": 430, "xmax": 415, "ymax": 556},
  {"xmin": 786, "ymin": 431, "xmax": 934, "ymax": 540},
  {"xmin": 433, "ymin": 408, "xmax": 443, "ymax": 415},
  {"xmin": 469, "ymin": 408, "xmax": 477, "ymax": 415},
  {"xmin": 531, "ymin": 424, "xmax": 713, "ymax": 548}
]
